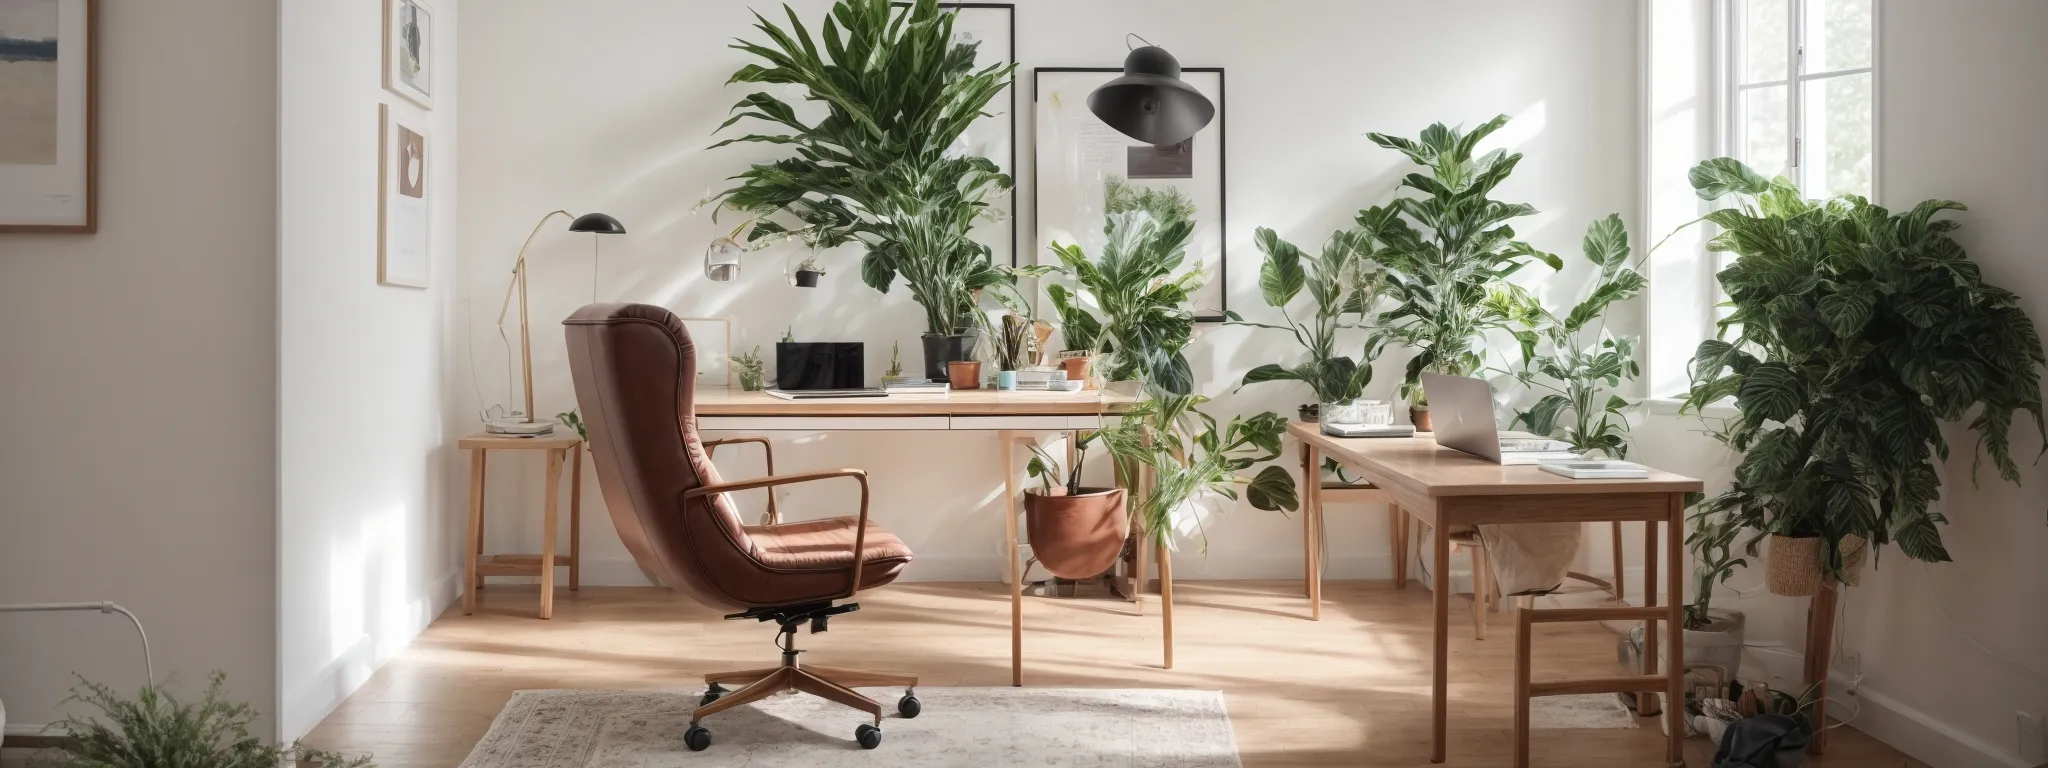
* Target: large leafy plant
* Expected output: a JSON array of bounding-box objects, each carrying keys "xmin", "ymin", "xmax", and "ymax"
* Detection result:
[
  {"xmin": 1355, "ymin": 115, "xmax": 1562, "ymax": 403},
  {"xmin": 1680, "ymin": 157, "xmax": 2046, "ymax": 583},
  {"xmin": 1230, "ymin": 227, "xmax": 1387, "ymax": 405},
  {"xmin": 1494, "ymin": 214, "xmax": 1648, "ymax": 458},
  {"xmin": 54, "ymin": 672, "xmax": 372, "ymax": 768},
  {"xmin": 1094, "ymin": 393, "xmax": 1299, "ymax": 550},
  {"xmin": 710, "ymin": 0, "xmax": 1017, "ymax": 335}
]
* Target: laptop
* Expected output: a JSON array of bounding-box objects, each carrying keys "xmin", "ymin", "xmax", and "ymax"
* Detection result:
[{"xmin": 1421, "ymin": 372, "xmax": 1579, "ymax": 465}]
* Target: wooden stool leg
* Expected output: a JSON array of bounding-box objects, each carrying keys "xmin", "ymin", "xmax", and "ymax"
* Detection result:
[
  {"xmin": 1513, "ymin": 595, "xmax": 1534, "ymax": 768},
  {"xmin": 464, "ymin": 449, "xmax": 485, "ymax": 614},
  {"xmin": 1158, "ymin": 540, "xmax": 1174, "ymax": 670},
  {"xmin": 570, "ymin": 445, "xmax": 582, "ymax": 591},
  {"xmin": 1470, "ymin": 544, "xmax": 1488, "ymax": 639},
  {"xmin": 1637, "ymin": 518, "xmax": 1662, "ymax": 716},
  {"xmin": 1003, "ymin": 432, "xmax": 1024, "ymax": 687},
  {"xmin": 1610, "ymin": 520, "xmax": 1625, "ymax": 605},
  {"xmin": 475, "ymin": 450, "xmax": 489, "ymax": 591},
  {"xmin": 539, "ymin": 447, "xmax": 562, "ymax": 620},
  {"xmin": 1305, "ymin": 444, "xmax": 1322, "ymax": 620},
  {"xmin": 1395, "ymin": 506, "xmax": 1411, "ymax": 589}
]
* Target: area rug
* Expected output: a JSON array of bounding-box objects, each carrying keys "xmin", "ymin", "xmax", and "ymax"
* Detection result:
[
  {"xmin": 1532, "ymin": 694, "xmax": 1640, "ymax": 730},
  {"xmin": 458, "ymin": 687, "xmax": 1243, "ymax": 767}
]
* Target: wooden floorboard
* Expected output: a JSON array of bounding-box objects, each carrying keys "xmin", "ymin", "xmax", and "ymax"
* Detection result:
[{"xmin": 302, "ymin": 581, "xmax": 1918, "ymax": 767}]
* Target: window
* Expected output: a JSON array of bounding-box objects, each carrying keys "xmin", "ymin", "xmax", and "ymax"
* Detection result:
[{"xmin": 1728, "ymin": 0, "xmax": 1876, "ymax": 199}]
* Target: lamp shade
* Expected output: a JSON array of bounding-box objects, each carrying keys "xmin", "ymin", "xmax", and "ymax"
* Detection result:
[
  {"xmin": 568, "ymin": 212, "xmax": 626, "ymax": 234},
  {"xmin": 1086, "ymin": 46, "xmax": 1215, "ymax": 146}
]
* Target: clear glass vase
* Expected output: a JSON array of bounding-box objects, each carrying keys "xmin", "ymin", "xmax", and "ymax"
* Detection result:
[{"xmin": 1323, "ymin": 399, "xmax": 1393, "ymax": 426}]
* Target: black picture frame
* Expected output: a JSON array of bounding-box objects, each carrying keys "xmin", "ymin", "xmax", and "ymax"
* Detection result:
[
  {"xmin": 892, "ymin": 1, "xmax": 1019, "ymax": 266},
  {"xmin": 1031, "ymin": 66, "xmax": 1228, "ymax": 322}
]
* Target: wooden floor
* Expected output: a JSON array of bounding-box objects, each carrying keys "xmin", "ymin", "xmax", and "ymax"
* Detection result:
[{"xmin": 304, "ymin": 581, "xmax": 1917, "ymax": 767}]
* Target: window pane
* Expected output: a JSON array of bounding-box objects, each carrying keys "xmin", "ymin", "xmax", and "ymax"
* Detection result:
[
  {"xmin": 1802, "ymin": 73, "xmax": 1873, "ymax": 198},
  {"xmin": 1742, "ymin": 85, "xmax": 1791, "ymax": 182},
  {"xmin": 1742, "ymin": 0, "xmax": 1791, "ymax": 83},
  {"xmin": 1807, "ymin": 0, "xmax": 1872, "ymax": 72}
]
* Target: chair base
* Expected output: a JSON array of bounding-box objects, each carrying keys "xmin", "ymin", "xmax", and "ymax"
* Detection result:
[{"xmin": 695, "ymin": 663, "xmax": 919, "ymax": 726}]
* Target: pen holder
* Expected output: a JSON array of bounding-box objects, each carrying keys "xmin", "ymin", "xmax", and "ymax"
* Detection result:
[{"xmin": 997, "ymin": 370, "xmax": 1018, "ymax": 391}]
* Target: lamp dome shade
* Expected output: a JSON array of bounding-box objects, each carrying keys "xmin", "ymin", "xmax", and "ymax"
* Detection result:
[
  {"xmin": 1086, "ymin": 46, "xmax": 1215, "ymax": 146},
  {"xmin": 568, "ymin": 212, "xmax": 626, "ymax": 234}
]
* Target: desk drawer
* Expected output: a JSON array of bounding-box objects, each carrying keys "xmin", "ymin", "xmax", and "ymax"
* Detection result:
[
  {"xmin": 950, "ymin": 416, "xmax": 1083, "ymax": 431},
  {"xmin": 697, "ymin": 416, "xmax": 952, "ymax": 431}
]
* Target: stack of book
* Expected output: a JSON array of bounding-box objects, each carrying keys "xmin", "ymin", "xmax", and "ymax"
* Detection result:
[
  {"xmin": 1538, "ymin": 460, "xmax": 1651, "ymax": 479},
  {"xmin": 1012, "ymin": 369, "xmax": 1081, "ymax": 391},
  {"xmin": 882, "ymin": 379, "xmax": 949, "ymax": 396},
  {"xmin": 1497, "ymin": 431, "xmax": 1583, "ymax": 465}
]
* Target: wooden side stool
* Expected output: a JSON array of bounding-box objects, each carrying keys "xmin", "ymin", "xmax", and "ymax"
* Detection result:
[{"xmin": 461, "ymin": 432, "xmax": 583, "ymax": 619}]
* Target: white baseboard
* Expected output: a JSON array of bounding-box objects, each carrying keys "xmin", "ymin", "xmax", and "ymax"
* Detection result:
[
  {"xmin": 1849, "ymin": 686, "xmax": 2039, "ymax": 768},
  {"xmin": 3, "ymin": 722, "xmax": 57, "ymax": 739},
  {"xmin": 278, "ymin": 566, "xmax": 463, "ymax": 741},
  {"xmin": 554, "ymin": 553, "xmax": 1406, "ymax": 587}
]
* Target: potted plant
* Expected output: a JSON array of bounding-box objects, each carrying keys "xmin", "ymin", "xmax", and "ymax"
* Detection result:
[
  {"xmin": 1493, "ymin": 214, "xmax": 1648, "ymax": 458},
  {"xmin": 793, "ymin": 254, "xmax": 824, "ymax": 287},
  {"xmin": 53, "ymin": 672, "xmax": 372, "ymax": 767},
  {"xmin": 1678, "ymin": 157, "xmax": 2046, "ymax": 598},
  {"xmin": 732, "ymin": 346, "xmax": 766, "ymax": 391},
  {"xmin": 1057, "ymin": 349, "xmax": 1095, "ymax": 389},
  {"xmin": 1352, "ymin": 115, "xmax": 1562, "ymax": 430},
  {"xmin": 1229, "ymin": 226, "xmax": 1387, "ymax": 424},
  {"xmin": 1022, "ymin": 436, "xmax": 1128, "ymax": 580},
  {"xmin": 710, "ymin": 0, "xmax": 1022, "ymax": 381}
]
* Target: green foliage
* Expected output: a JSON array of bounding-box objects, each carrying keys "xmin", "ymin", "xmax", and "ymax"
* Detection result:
[
  {"xmin": 1025, "ymin": 432, "xmax": 1102, "ymax": 495},
  {"xmin": 1092, "ymin": 393, "xmax": 1298, "ymax": 551},
  {"xmin": 733, "ymin": 346, "xmax": 767, "ymax": 391},
  {"xmin": 709, "ymin": 0, "xmax": 1018, "ymax": 334},
  {"xmin": 1045, "ymin": 211, "xmax": 1203, "ymax": 395},
  {"xmin": 1104, "ymin": 175, "xmax": 1196, "ymax": 229},
  {"xmin": 885, "ymin": 341, "xmax": 903, "ymax": 378},
  {"xmin": 1679, "ymin": 157, "xmax": 2046, "ymax": 588},
  {"xmin": 1495, "ymin": 214, "xmax": 1647, "ymax": 459},
  {"xmin": 1356, "ymin": 115, "xmax": 1562, "ymax": 403},
  {"xmin": 555, "ymin": 409, "xmax": 587, "ymax": 441},
  {"xmin": 1683, "ymin": 497, "xmax": 1743, "ymax": 630},
  {"xmin": 52, "ymin": 672, "xmax": 372, "ymax": 768},
  {"xmin": 1229, "ymin": 227, "xmax": 1388, "ymax": 405}
]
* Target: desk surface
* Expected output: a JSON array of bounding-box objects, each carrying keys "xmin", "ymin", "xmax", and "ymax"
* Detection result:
[
  {"xmin": 694, "ymin": 387, "xmax": 1136, "ymax": 416},
  {"xmin": 458, "ymin": 432, "xmax": 584, "ymax": 450},
  {"xmin": 1288, "ymin": 421, "xmax": 1701, "ymax": 497}
]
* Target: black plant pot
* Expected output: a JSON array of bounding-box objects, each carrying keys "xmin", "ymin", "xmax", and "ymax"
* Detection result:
[
  {"xmin": 920, "ymin": 330, "xmax": 981, "ymax": 381},
  {"xmin": 794, "ymin": 270, "xmax": 821, "ymax": 287}
]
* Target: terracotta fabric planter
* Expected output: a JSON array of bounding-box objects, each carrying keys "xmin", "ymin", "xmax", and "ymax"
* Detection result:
[
  {"xmin": 1024, "ymin": 487, "xmax": 1128, "ymax": 580},
  {"xmin": 947, "ymin": 360, "xmax": 983, "ymax": 390},
  {"xmin": 1411, "ymin": 407, "xmax": 1433, "ymax": 433},
  {"xmin": 1765, "ymin": 534, "xmax": 1823, "ymax": 596},
  {"xmin": 1059, "ymin": 356, "xmax": 1095, "ymax": 389}
]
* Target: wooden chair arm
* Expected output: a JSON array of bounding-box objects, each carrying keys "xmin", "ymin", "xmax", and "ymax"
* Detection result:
[
  {"xmin": 702, "ymin": 437, "xmax": 780, "ymax": 523},
  {"xmin": 684, "ymin": 469, "xmax": 872, "ymax": 598}
]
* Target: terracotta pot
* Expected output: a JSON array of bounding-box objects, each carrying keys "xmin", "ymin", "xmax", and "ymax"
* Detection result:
[
  {"xmin": 946, "ymin": 360, "xmax": 983, "ymax": 390},
  {"xmin": 1411, "ymin": 407, "xmax": 1433, "ymax": 433},
  {"xmin": 1765, "ymin": 534, "xmax": 1824, "ymax": 596},
  {"xmin": 1059, "ymin": 356, "xmax": 1095, "ymax": 389},
  {"xmin": 1025, "ymin": 487, "xmax": 1129, "ymax": 580}
]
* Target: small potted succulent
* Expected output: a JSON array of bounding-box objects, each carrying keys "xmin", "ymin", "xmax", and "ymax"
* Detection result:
[
  {"xmin": 732, "ymin": 346, "xmax": 766, "ymax": 391},
  {"xmin": 793, "ymin": 254, "xmax": 825, "ymax": 287},
  {"xmin": 1023, "ymin": 437, "xmax": 1128, "ymax": 580}
]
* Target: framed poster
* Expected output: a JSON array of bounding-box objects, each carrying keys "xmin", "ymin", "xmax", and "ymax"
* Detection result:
[
  {"xmin": 894, "ymin": 2, "xmax": 1015, "ymax": 265},
  {"xmin": 378, "ymin": 104, "xmax": 430, "ymax": 288},
  {"xmin": 0, "ymin": 0, "xmax": 96, "ymax": 233},
  {"xmin": 1034, "ymin": 67, "xmax": 1227, "ymax": 321},
  {"xmin": 382, "ymin": 0, "xmax": 433, "ymax": 110}
]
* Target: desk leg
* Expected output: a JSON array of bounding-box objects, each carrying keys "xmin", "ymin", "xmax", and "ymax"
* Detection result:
[
  {"xmin": 1666, "ymin": 494, "xmax": 1687, "ymax": 765},
  {"xmin": 1158, "ymin": 541, "xmax": 1174, "ymax": 670},
  {"xmin": 1639, "ymin": 518, "xmax": 1663, "ymax": 717},
  {"xmin": 1431, "ymin": 519, "xmax": 1450, "ymax": 763},
  {"xmin": 1299, "ymin": 444, "xmax": 1313, "ymax": 596},
  {"xmin": 475, "ymin": 451, "xmax": 489, "ymax": 591},
  {"xmin": 569, "ymin": 446, "xmax": 582, "ymax": 592},
  {"xmin": 1305, "ymin": 443, "xmax": 1322, "ymax": 620},
  {"xmin": 1395, "ymin": 506, "xmax": 1411, "ymax": 589},
  {"xmin": 1003, "ymin": 432, "xmax": 1023, "ymax": 687},
  {"xmin": 540, "ymin": 447, "xmax": 562, "ymax": 620},
  {"xmin": 1611, "ymin": 521, "xmax": 1626, "ymax": 606},
  {"xmin": 464, "ymin": 449, "xmax": 485, "ymax": 615},
  {"xmin": 1131, "ymin": 456, "xmax": 1149, "ymax": 614}
]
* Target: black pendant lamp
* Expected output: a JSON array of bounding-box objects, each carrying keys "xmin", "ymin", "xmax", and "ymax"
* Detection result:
[{"xmin": 1087, "ymin": 36, "xmax": 1215, "ymax": 146}]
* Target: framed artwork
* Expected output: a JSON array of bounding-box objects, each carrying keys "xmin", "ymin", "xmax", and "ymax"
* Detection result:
[
  {"xmin": 893, "ymin": 2, "xmax": 1015, "ymax": 265},
  {"xmin": 0, "ymin": 0, "xmax": 96, "ymax": 233},
  {"xmin": 1034, "ymin": 67, "xmax": 1228, "ymax": 321},
  {"xmin": 677, "ymin": 316, "xmax": 735, "ymax": 388},
  {"xmin": 378, "ymin": 104, "xmax": 430, "ymax": 288},
  {"xmin": 382, "ymin": 0, "xmax": 433, "ymax": 110}
]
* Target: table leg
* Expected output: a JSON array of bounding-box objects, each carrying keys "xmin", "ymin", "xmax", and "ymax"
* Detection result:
[
  {"xmin": 539, "ymin": 447, "xmax": 562, "ymax": 620},
  {"xmin": 1003, "ymin": 432, "xmax": 1023, "ymax": 687},
  {"xmin": 1431, "ymin": 519, "xmax": 1450, "ymax": 763},
  {"xmin": 475, "ymin": 451, "xmax": 489, "ymax": 591},
  {"xmin": 464, "ymin": 449, "xmax": 485, "ymax": 615},
  {"xmin": 1611, "ymin": 521, "xmax": 1626, "ymax": 606},
  {"xmin": 1639, "ymin": 517, "xmax": 1663, "ymax": 716},
  {"xmin": 1158, "ymin": 540, "xmax": 1174, "ymax": 670},
  {"xmin": 1666, "ymin": 494, "xmax": 1687, "ymax": 765},
  {"xmin": 1806, "ymin": 579, "xmax": 1839, "ymax": 755},
  {"xmin": 1305, "ymin": 443, "xmax": 1322, "ymax": 619},
  {"xmin": 1132, "ymin": 457, "xmax": 1149, "ymax": 614},
  {"xmin": 1300, "ymin": 444, "xmax": 1313, "ymax": 595},
  {"xmin": 1395, "ymin": 506, "xmax": 1411, "ymax": 589},
  {"xmin": 569, "ymin": 445, "xmax": 582, "ymax": 592},
  {"xmin": 1514, "ymin": 598, "xmax": 1533, "ymax": 768}
]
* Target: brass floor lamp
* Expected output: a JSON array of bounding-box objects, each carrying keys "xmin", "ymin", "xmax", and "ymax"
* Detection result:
[{"xmin": 488, "ymin": 210, "xmax": 626, "ymax": 435}]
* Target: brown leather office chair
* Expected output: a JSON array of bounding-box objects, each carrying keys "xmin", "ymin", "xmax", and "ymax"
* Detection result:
[{"xmin": 564, "ymin": 303, "xmax": 919, "ymax": 752}]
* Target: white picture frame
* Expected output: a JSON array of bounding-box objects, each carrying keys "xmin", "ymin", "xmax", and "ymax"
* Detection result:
[
  {"xmin": 378, "ymin": 104, "xmax": 430, "ymax": 288},
  {"xmin": 381, "ymin": 0, "xmax": 433, "ymax": 110},
  {"xmin": 1033, "ymin": 67, "xmax": 1228, "ymax": 320}
]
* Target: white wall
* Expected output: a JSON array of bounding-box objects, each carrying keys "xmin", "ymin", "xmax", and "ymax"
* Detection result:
[
  {"xmin": 454, "ymin": 0, "xmax": 1639, "ymax": 586},
  {"xmin": 276, "ymin": 0, "xmax": 463, "ymax": 742},
  {"xmin": 0, "ymin": 0, "xmax": 279, "ymax": 736}
]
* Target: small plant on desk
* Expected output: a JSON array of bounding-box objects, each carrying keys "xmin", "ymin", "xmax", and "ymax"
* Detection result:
[
  {"xmin": 733, "ymin": 346, "xmax": 767, "ymax": 391},
  {"xmin": 555, "ymin": 409, "xmax": 588, "ymax": 441},
  {"xmin": 885, "ymin": 341, "xmax": 904, "ymax": 378}
]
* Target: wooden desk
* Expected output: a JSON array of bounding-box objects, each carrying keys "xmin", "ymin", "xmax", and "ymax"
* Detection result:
[
  {"xmin": 459, "ymin": 431, "xmax": 584, "ymax": 619},
  {"xmin": 1288, "ymin": 422, "xmax": 1702, "ymax": 767},
  {"xmin": 691, "ymin": 388, "xmax": 1154, "ymax": 685}
]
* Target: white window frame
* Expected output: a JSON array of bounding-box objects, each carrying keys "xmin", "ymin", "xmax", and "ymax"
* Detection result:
[{"xmin": 1720, "ymin": 0, "xmax": 1883, "ymax": 200}]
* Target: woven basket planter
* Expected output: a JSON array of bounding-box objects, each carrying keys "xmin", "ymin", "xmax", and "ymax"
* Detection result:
[{"xmin": 1766, "ymin": 534, "xmax": 1867, "ymax": 596}]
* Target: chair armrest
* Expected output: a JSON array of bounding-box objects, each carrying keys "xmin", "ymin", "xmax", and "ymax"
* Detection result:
[
  {"xmin": 703, "ymin": 437, "xmax": 779, "ymax": 522},
  {"xmin": 684, "ymin": 469, "xmax": 872, "ymax": 598}
]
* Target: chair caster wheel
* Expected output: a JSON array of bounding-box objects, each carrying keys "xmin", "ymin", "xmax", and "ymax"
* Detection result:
[
  {"xmin": 897, "ymin": 692, "xmax": 921, "ymax": 719},
  {"xmin": 699, "ymin": 683, "xmax": 726, "ymax": 706},
  {"xmin": 684, "ymin": 725, "xmax": 711, "ymax": 752},
  {"xmin": 855, "ymin": 723, "xmax": 882, "ymax": 749}
]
